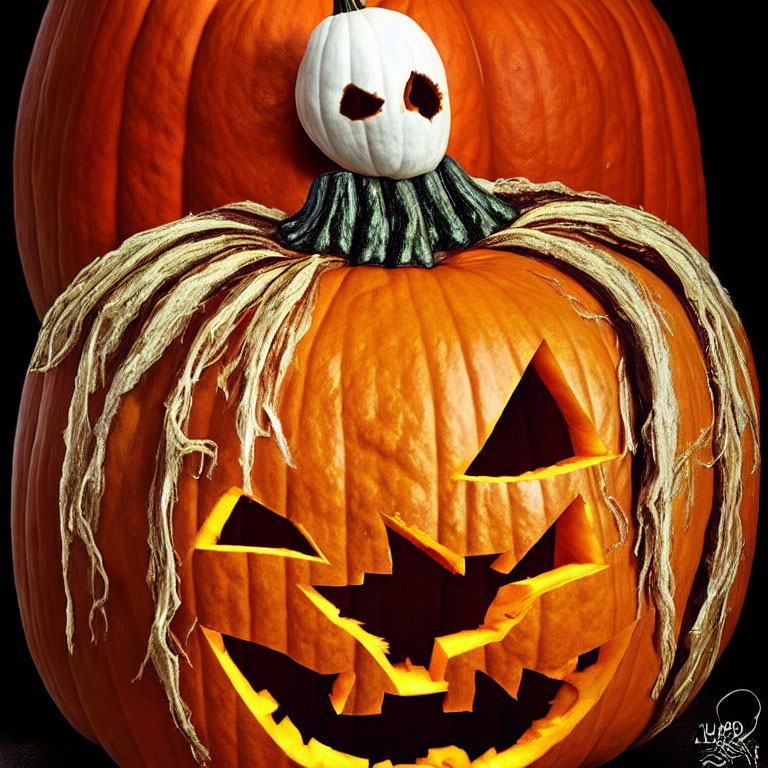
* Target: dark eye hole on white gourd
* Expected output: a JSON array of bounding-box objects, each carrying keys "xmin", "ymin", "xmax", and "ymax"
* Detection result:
[
  {"xmin": 340, "ymin": 83, "xmax": 385, "ymax": 120},
  {"xmin": 403, "ymin": 70, "xmax": 442, "ymax": 119}
]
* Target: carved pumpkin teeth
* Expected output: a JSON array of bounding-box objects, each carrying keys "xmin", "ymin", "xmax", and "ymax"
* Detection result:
[
  {"xmin": 198, "ymin": 622, "xmax": 635, "ymax": 766},
  {"xmin": 220, "ymin": 630, "xmax": 566, "ymax": 763}
]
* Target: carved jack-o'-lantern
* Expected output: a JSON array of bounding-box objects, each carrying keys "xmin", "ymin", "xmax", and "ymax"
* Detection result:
[{"xmin": 12, "ymin": 179, "xmax": 759, "ymax": 767}]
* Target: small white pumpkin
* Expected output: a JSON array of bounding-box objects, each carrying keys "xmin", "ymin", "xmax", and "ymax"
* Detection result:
[{"xmin": 295, "ymin": 6, "xmax": 451, "ymax": 179}]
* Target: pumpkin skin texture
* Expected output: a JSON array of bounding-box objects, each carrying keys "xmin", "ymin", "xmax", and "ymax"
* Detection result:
[
  {"xmin": 12, "ymin": 236, "xmax": 757, "ymax": 767},
  {"xmin": 14, "ymin": 0, "xmax": 707, "ymax": 318}
]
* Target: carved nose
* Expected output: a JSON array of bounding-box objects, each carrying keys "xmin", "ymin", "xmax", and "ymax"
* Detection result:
[
  {"xmin": 319, "ymin": 529, "xmax": 489, "ymax": 667},
  {"xmin": 315, "ymin": 521, "xmax": 555, "ymax": 668},
  {"xmin": 300, "ymin": 499, "xmax": 613, "ymax": 717}
]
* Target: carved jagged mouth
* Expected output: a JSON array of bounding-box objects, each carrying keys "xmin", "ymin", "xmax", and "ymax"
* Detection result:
[
  {"xmin": 222, "ymin": 633, "xmax": 596, "ymax": 764},
  {"xmin": 198, "ymin": 479, "xmax": 617, "ymax": 763}
]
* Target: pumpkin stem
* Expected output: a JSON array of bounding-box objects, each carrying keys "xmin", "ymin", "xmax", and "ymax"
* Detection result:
[
  {"xmin": 277, "ymin": 156, "xmax": 516, "ymax": 267},
  {"xmin": 333, "ymin": 0, "xmax": 366, "ymax": 13}
]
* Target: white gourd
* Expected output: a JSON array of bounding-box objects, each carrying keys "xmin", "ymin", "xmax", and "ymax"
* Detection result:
[{"xmin": 295, "ymin": 7, "xmax": 451, "ymax": 179}]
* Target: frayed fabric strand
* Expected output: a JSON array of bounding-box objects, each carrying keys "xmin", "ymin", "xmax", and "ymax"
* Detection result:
[{"xmin": 30, "ymin": 202, "xmax": 342, "ymax": 762}]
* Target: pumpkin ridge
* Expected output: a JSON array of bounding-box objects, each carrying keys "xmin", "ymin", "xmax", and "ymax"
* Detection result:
[
  {"xmin": 623, "ymin": 0, "xmax": 695, "ymax": 234},
  {"xmin": 22, "ymin": 377, "xmax": 91, "ymax": 732},
  {"xmin": 560, "ymin": 1, "xmax": 616, "ymax": 190},
  {"xmin": 121, "ymin": 0, "xmax": 221, "ymax": 230},
  {"xmin": 59, "ymin": 1, "xmax": 150, "ymax": 309},
  {"xmin": 15, "ymin": 0, "xmax": 61, "ymax": 315},
  {"xmin": 288, "ymin": 266, "xmax": 353, "ymax": 521},
  {"xmin": 114, "ymin": 0, "xmax": 155, "ymax": 243},
  {"xmin": 49, "ymin": 0, "xmax": 112, "ymax": 311},
  {"xmin": 402, "ymin": 273, "xmax": 446, "ymax": 544},
  {"xmin": 338, "ymin": 268, "xmax": 359, "ymax": 588},
  {"xmin": 430, "ymin": 262, "xmax": 518, "ymax": 558},
  {"xmin": 429, "ymin": 269, "xmax": 482, "ymax": 514},
  {"xmin": 448, "ymin": 0, "xmax": 495, "ymax": 171},
  {"xmin": 627, "ymin": 0, "xmax": 674, "ymax": 216}
]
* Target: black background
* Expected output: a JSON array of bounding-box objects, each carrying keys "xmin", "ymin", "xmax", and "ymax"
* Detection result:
[{"xmin": 2, "ymin": 4, "xmax": 763, "ymax": 767}]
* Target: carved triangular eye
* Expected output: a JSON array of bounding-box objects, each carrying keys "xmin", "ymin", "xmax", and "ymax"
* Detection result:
[
  {"xmin": 340, "ymin": 84, "xmax": 384, "ymax": 120},
  {"xmin": 463, "ymin": 341, "xmax": 609, "ymax": 478},
  {"xmin": 218, "ymin": 496, "xmax": 317, "ymax": 556}
]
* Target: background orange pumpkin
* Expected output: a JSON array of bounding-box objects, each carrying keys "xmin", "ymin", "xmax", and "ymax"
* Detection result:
[
  {"xmin": 14, "ymin": 0, "xmax": 709, "ymax": 319},
  {"xmin": 3, "ymin": 3, "xmax": 764, "ymax": 767}
]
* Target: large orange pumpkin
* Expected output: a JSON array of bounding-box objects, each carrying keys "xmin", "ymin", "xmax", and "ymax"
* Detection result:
[
  {"xmin": 14, "ymin": 0, "xmax": 708, "ymax": 318},
  {"xmin": 12, "ymin": 178, "xmax": 758, "ymax": 767}
]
